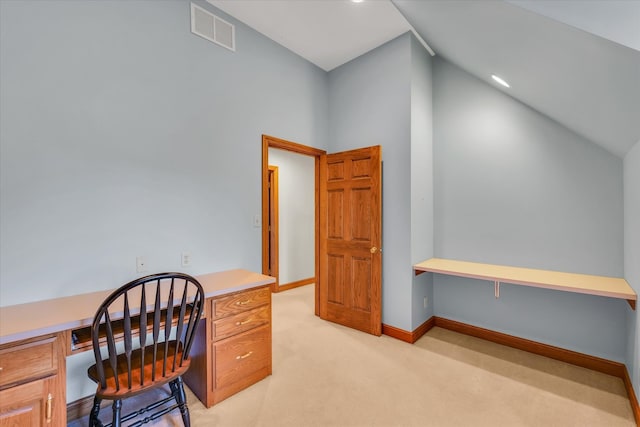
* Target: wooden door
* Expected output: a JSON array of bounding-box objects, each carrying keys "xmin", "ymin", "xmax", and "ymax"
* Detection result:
[{"xmin": 319, "ymin": 146, "xmax": 382, "ymax": 336}]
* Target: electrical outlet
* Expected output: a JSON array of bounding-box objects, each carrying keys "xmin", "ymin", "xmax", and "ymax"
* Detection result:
[
  {"xmin": 181, "ymin": 252, "xmax": 192, "ymax": 268},
  {"xmin": 136, "ymin": 256, "xmax": 147, "ymax": 273},
  {"xmin": 423, "ymin": 296, "xmax": 428, "ymax": 308}
]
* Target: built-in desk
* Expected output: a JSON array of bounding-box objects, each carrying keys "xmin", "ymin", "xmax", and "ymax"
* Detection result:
[
  {"xmin": 0, "ymin": 269, "xmax": 275, "ymax": 426},
  {"xmin": 414, "ymin": 258, "xmax": 637, "ymax": 309}
]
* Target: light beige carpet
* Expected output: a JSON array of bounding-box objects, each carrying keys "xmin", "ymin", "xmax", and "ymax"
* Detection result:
[{"xmin": 73, "ymin": 284, "xmax": 635, "ymax": 426}]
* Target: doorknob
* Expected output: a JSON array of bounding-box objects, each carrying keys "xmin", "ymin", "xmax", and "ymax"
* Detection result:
[{"xmin": 370, "ymin": 247, "xmax": 377, "ymax": 254}]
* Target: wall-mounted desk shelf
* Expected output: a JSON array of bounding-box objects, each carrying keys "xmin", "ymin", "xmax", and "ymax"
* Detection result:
[{"xmin": 414, "ymin": 258, "xmax": 636, "ymax": 310}]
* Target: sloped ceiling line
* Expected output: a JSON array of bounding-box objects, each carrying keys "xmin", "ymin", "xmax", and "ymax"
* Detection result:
[{"xmin": 208, "ymin": 0, "xmax": 640, "ymax": 157}]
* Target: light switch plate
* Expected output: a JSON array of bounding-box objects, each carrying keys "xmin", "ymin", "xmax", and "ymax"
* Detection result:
[
  {"xmin": 181, "ymin": 252, "xmax": 192, "ymax": 267},
  {"xmin": 136, "ymin": 256, "xmax": 147, "ymax": 273}
]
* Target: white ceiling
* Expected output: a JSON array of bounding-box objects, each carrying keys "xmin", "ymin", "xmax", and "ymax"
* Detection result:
[
  {"xmin": 208, "ymin": 0, "xmax": 413, "ymax": 71},
  {"xmin": 208, "ymin": 0, "xmax": 640, "ymax": 158}
]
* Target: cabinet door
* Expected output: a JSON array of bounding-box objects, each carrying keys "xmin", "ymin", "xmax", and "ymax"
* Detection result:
[{"xmin": 0, "ymin": 377, "xmax": 53, "ymax": 427}]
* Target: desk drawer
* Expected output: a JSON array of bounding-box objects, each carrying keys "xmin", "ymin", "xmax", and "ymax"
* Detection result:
[
  {"xmin": 214, "ymin": 326, "xmax": 270, "ymax": 390},
  {"xmin": 212, "ymin": 305, "xmax": 270, "ymax": 342},
  {"xmin": 212, "ymin": 287, "xmax": 270, "ymax": 319},
  {"xmin": 0, "ymin": 336, "xmax": 58, "ymax": 389}
]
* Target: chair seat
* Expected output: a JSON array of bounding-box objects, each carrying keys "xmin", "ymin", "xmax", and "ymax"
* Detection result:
[{"xmin": 88, "ymin": 341, "xmax": 191, "ymax": 399}]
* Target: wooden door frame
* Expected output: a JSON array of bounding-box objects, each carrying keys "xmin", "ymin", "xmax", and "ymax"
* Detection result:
[
  {"xmin": 261, "ymin": 135, "xmax": 326, "ymax": 312},
  {"xmin": 267, "ymin": 165, "xmax": 279, "ymax": 288}
]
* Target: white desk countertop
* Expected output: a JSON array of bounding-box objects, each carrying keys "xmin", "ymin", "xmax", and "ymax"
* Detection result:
[{"xmin": 0, "ymin": 269, "xmax": 275, "ymax": 345}]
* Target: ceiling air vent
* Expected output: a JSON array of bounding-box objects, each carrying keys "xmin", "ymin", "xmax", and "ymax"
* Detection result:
[{"xmin": 191, "ymin": 3, "xmax": 235, "ymax": 51}]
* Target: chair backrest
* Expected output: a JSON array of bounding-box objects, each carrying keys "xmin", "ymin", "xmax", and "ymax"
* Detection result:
[{"xmin": 90, "ymin": 272, "xmax": 205, "ymax": 392}]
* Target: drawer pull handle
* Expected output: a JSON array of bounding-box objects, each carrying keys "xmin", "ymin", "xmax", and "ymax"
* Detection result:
[
  {"xmin": 235, "ymin": 319, "xmax": 251, "ymax": 326},
  {"xmin": 236, "ymin": 351, "xmax": 253, "ymax": 360},
  {"xmin": 46, "ymin": 393, "xmax": 53, "ymax": 423},
  {"xmin": 235, "ymin": 300, "xmax": 251, "ymax": 306}
]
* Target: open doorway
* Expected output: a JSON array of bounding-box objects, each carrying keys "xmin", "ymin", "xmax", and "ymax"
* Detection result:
[
  {"xmin": 262, "ymin": 136, "xmax": 382, "ymax": 334},
  {"xmin": 268, "ymin": 150, "xmax": 315, "ymax": 292},
  {"xmin": 261, "ymin": 135, "xmax": 326, "ymax": 313}
]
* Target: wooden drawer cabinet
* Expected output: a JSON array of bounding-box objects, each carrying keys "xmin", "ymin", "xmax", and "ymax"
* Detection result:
[
  {"xmin": 212, "ymin": 287, "xmax": 270, "ymax": 318},
  {"xmin": 0, "ymin": 336, "xmax": 57, "ymax": 389},
  {"xmin": 213, "ymin": 306, "xmax": 270, "ymax": 341},
  {"xmin": 0, "ymin": 269, "xmax": 274, "ymax": 424},
  {"xmin": 214, "ymin": 325, "xmax": 271, "ymax": 390},
  {"xmin": 0, "ymin": 334, "xmax": 65, "ymax": 426},
  {"xmin": 0, "ymin": 377, "xmax": 50, "ymax": 426},
  {"xmin": 184, "ymin": 285, "xmax": 272, "ymax": 407}
]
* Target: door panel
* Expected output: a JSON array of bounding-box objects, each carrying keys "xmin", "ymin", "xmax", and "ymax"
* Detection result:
[
  {"xmin": 351, "ymin": 256, "xmax": 371, "ymax": 311},
  {"xmin": 327, "ymin": 254, "xmax": 345, "ymax": 304},
  {"xmin": 351, "ymin": 188, "xmax": 371, "ymax": 240},
  {"xmin": 319, "ymin": 146, "xmax": 381, "ymax": 336},
  {"xmin": 327, "ymin": 190, "xmax": 344, "ymax": 238}
]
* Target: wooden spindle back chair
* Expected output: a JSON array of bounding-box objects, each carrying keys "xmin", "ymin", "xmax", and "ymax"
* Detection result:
[{"xmin": 87, "ymin": 272, "xmax": 204, "ymax": 427}]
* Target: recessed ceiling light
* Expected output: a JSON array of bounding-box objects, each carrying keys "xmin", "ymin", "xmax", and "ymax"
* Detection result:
[
  {"xmin": 351, "ymin": 0, "xmax": 365, "ymax": 3},
  {"xmin": 491, "ymin": 74, "xmax": 510, "ymax": 88}
]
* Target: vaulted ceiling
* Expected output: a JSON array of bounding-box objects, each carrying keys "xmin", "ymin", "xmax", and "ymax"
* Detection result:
[{"xmin": 209, "ymin": 0, "xmax": 640, "ymax": 158}]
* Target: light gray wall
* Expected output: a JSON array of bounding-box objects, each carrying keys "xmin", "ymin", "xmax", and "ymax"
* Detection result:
[
  {"xmin": 0, "ymin": 0, "xmax": 328, "ymax": 401},
  {"xmin": 268, "ymin": 148, "xmax": 315, "ymax": 285},
  {"xmin": 328, "ymin": 33, "xmax": 413, "ymax": 330},
  {"xmin": 2, "ymin": 0, "xmax": 635, "ymax": 404},
  {"xmin": 433, "ymin": 57, "xmax": 626, "ymax": 362},
  {"xmin": 624, "ymin": 141, "xmax": 640, "ymax": 397},
  {"xmin": 410, "ymin": 37, "xmax": 434, "ymax": 329},
  {"xmin": 0, "ymin": 0, "xmax": 328, "ymax": 308}
]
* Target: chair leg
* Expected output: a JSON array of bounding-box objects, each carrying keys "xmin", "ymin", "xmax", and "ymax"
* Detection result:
[
  {"xmin": 111, "ymin": 399, "xmax": 122, "ymax": 427},
  {"xmin": 172, "ymin": 377, "xmax": 191, "ymax": 427},
  {"xmin": 89, "ymin": 396, "xmax": 102, "ymax": 426}
]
